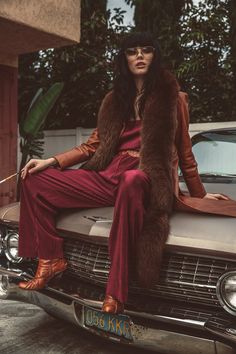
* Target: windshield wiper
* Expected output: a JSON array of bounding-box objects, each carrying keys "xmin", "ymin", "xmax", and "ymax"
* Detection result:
[{"xmin": 200, "ymin": 172, "xmax": 236, "ymax": 178}]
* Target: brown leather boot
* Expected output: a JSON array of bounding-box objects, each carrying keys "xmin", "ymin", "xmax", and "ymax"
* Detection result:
[
  {"xmin": 18, "ymin": 258, "xmax": 67, "ymax": 290},
  {"xmin": 102, "ymin": 295, "xmax": 124, "ymax": 314}
]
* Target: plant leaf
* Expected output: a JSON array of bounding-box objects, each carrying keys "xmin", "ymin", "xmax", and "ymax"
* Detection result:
[
  {"xmin": 23, "ymin": 82, "xmax": 64, "ymax": 136},
  {"xmin": 27, "ymin": 87, "xmax": 44, "ymax": 113}
]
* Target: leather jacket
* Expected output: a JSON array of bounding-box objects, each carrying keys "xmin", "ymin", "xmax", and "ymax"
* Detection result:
[{"xmin": 54, "ymin": 92, "xmax": 206, "ymax": 199}]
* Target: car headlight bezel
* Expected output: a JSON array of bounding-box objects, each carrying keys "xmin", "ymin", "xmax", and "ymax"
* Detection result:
[
  {"xmin": 216, "ymin": 270, "xmax": 236, "ymax": 316},
  {"xmin": 4, "ymin": 231, "xmax": 23, "ymax": 264}
]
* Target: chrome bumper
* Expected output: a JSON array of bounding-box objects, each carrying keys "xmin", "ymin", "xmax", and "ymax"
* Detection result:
[{"xmin": 0, "ymin": 265, "xmax": 234, "ymax": 354}]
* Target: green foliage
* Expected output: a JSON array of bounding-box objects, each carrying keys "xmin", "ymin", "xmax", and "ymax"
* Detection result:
[
  {"xmin": 19, "ymin": 1, "xmax": 131, "ymax": 129},
  {"xmin": 177, "ymin": 0, "xmax": 234, "ymax": 122},
  {"xmin": 126, "ymin": 0, "xmax": 188, "ymax": 68},
  {"xmin": 19, "ymin": 131, "xmax": 44, "ymax": 167},
  {"xmin": 22, "ymin": 83, "xmax": 64, "ymax": 135},
  {"xmin": 228, "ymin": 0, "xmax": 236, "ymax": 117},
  {"xmin": 18, "ymin": 0, "xmax": 236, "ymax": 126},
  {"xmin": 17, "ymin": 83, "xmax": 64, "ymax": 199},
  {"xmin": 19, "ymin": 82, "xmax": 64, "ymax": 157},
  {"xmin": 127, "ymin": 0, "xmax": 236, "ymax": 123}
]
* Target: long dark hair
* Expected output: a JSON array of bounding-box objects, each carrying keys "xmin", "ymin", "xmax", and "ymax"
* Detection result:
[{"xmin": 113, "ymin": 32, "xmax": 162, "ymax": 122}]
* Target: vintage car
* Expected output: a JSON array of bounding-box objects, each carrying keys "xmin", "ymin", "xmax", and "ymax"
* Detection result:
[{"xmin": 0, "ymin": 127, "xmax": 236, "ymax": 354}]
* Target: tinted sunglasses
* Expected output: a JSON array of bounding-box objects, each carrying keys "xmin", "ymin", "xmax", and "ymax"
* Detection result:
[{"xmin": 125, "ymin": 46, "xmax": 155, "ymax": 57}]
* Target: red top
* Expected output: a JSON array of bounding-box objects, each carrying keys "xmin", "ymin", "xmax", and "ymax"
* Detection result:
[{"xmin": 117, "ymin": 120, "xmax": 142, "ymax": 151}]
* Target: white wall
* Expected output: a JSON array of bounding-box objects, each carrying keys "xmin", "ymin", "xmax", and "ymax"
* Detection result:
[
  {"xmin": 42, "ymin": 127, "xmax": 93, "ymax": 159},
  {"xmin": 17, "ymin": 121, "xmax": 236, "ymax": 169},
  {"xmin": 17, "ymin": 126, "xmax": 94, "ymax": 170}
]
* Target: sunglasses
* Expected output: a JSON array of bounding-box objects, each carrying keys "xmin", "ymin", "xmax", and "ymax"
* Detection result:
[{"xmin": 125, "ymin": 46, "xmax": 155, "ymax": 57}]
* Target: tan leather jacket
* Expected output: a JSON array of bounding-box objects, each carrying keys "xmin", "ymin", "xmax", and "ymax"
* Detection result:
[{"xmin": 54, "ymin": 92, "xmax": 206, "ymax": 199}]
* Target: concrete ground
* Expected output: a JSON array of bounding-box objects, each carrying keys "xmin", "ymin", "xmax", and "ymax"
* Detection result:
[{"xmin": 0, "ymin": 300, "xmax": 150, "ymax": 354}]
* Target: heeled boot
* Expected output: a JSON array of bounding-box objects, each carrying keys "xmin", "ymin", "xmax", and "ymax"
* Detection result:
[
  {"xmin": 102, "ymin": 295, "xmax": 124, "ymax": 314},
  {"xmin": 18, "ymin": 258, "xmax": 67, "ymax": 290}
]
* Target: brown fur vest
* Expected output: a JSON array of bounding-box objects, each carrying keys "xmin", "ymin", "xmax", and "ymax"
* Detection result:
[{"xmin": 81, "ymin": 69, "xmax": 179, "ymax": 287}]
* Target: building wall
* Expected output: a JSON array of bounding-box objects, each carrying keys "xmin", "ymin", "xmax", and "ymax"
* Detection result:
[
  {"xmin": 0, "ymin": 1, "xmax": 81, "ymax": 206},
  {"xmin": 0, "ymin": 0, "xmax": 81, "ymax": 54},
  {"xmin": 0, "ymin": 64, "xmax": 18, "ymax": 206}
]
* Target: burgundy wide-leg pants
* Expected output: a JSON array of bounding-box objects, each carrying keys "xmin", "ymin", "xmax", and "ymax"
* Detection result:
[{"xmin": 19, "ymin": 153, "xmax": 151, "ymax": 303}]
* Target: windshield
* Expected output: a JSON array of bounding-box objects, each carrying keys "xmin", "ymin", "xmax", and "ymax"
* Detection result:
[{"xmin": 192, "ymin": 131, "xmax": 236, "ymax": 177}]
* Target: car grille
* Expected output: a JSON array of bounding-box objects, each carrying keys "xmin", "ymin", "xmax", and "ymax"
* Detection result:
[{"xmin": 63, "ymin": 238, "xmax": 236, "ymax": 307}]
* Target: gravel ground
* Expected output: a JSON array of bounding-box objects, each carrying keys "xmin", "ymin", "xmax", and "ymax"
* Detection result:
[{"xmin": 0, "ymin": 300, "xmax": 151, "ymax": 354}]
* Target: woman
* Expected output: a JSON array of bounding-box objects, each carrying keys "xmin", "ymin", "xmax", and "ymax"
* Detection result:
[{"xmin": 18, "ymin": 32, "xmax": 235, "ymax": 315}]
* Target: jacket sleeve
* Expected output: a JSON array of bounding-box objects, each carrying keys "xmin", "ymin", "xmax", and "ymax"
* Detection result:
[
  {"xmin": 176, "ymin": 91, "xmax": 206, "ymax": 198},
  {"xmin": 53, "ymin": 127, "xmax": 100, "ymax": 170}
]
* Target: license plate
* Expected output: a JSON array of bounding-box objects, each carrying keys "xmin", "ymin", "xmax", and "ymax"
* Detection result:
[{"xmin": 84, "ymin": 306, "xmax": 133, "ymax": 341}]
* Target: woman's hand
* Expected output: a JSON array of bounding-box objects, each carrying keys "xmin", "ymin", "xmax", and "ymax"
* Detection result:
[
  {"xmin": 203, "ymin": 192, "xmax": 230, "ymax": 201},
  {"xmin": 21, "ymin": 158, "xmax": 57, "ymax": 179}
]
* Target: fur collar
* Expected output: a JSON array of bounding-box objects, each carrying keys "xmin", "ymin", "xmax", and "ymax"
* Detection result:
[{"xmin": 81, "ymin": 68, "xmax": 179, "ymax": 286}]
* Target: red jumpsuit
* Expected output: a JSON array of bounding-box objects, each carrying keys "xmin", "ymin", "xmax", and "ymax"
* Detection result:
[{"xmin": 19, "ymin": 120, "xmax": 149, "ymax": 303}]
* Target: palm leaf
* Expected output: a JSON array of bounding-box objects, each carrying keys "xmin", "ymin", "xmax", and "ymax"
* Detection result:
[
  {"xmin": 19, "ymin": 88, "xmax": 44, "ymax": 137},
  {"xmin": 23, "ymin": 82, "xmax": 64, "ymax": 136},
  {"xmin": 27, "ymin": 87, "xmax": 44, "ymax": 113}
]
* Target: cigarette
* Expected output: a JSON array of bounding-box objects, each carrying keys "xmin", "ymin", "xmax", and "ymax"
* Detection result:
[{"xmin": 0, "ymin": 172, "xmax": 19, "ymax": 184}]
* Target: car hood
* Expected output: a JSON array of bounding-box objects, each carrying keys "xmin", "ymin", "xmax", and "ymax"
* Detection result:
[{"xmin": 0, "ymin": 199, "xmax": 236, "ymax": 257}]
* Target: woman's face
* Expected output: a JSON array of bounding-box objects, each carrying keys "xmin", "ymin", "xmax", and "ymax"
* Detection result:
[{"xmin": 125, "ymin": 46, "xmax": 155, "ymax": 77}]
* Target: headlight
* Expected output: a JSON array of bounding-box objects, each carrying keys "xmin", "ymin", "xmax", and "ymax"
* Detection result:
[
  {"xmin": 216, "ymin": 271, "xmax": 236, "ymax": 316},
  {"xmin": 4, "ymin": 231, "xmax": 23, "ymax": 263}
]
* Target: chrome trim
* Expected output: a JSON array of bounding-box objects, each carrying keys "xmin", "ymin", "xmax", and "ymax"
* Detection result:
[
  {"xmin": 160, "ymin": 279, "xmax": 216, "ymax": 289},
  {"xmin": 0, "ymin": 274, "xmax": 8, "ymax": 297},
  {"xmin": 64, "ymin": 238, "xmax": 236, "ymax": 307},
  {"xmin": 0, "ymin": 237, "xmax": 4, "ymax": 256},
  {"xmin": 4, "ymin": 231, "xmax": 23, "ymax": 263},
  {"xmin": 2, "ymin": 223, "xmax": 236, "ymax": 309},
  {"xmin": 205, "ymin": 313, "xmax": 236, "ymax": 345},
  {"xmin": 0, "ymin": 265, "xmax": 207, "ymax": 329},
  {"xmin": 0, "ymin": 268, "xmax": 216, "ymax": 354},
  {"xmin": 216, "ymin": 271, "xmax": 236, "ymax": 316},
  {"xmin": 0, "ymin": 265, "xmax": 234, "ymax": 353},
  {"xmin": 0, "ymin": 265, "xmax": 29, "ymax": 280}
]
